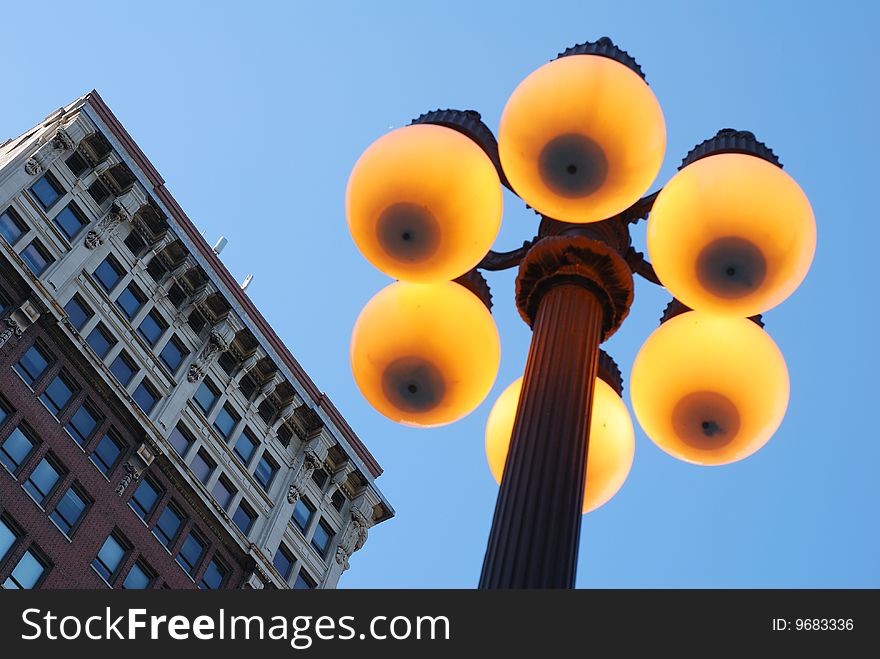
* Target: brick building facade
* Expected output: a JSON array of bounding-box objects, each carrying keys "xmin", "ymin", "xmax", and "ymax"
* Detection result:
[{"xmin": 0, "ymin": 92, "xmax": 392, "ymax": 590}]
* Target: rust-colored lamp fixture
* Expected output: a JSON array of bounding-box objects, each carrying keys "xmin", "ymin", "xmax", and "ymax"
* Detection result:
[{"xmin": 344, "ymin": 37, "xmax": 814, "ymax": 589}]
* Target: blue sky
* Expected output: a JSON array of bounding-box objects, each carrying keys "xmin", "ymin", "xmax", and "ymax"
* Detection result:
[{"xmin": 2, "ymin": 0, "xmax": 878, "ymax": 587}]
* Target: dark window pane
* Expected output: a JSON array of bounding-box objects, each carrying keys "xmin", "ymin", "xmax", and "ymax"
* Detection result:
[
  {"xmin": 199, "ymin": 559, "xmax": 227, "ymax": 590},
  {"xmin": 115, "ymin": 284, "xmax": 145, "ymax": 320},
  {"xmin": 86, "ymin": 324, "xmax": 116, "ymax": 359},
  {"xmin": 312, "ymin": 468, "xmax": 328, "ymax": 489},
  {"xmin": 1, "ymin": 207, "xmax": 26, "ymax": 243},
  {"xmin": 23, "ymin": 457, "xmax": 62, "ymax": 503},
  {"xmin": 64, "ymin": 295, "xmax": 92, "ymax": 331},
  {"xmin": 110, "ymin": 353, "xmax": 136, "ymax": 386},
  {"xmin": 233, "ymin": 430, "xmax": 257, "ymax": 465},
  {"xmin": 50, "ymin": 485, "xmax": 88, "ymax": 535},
  {"xmin": 291, "ymin": 498, "xmax": 314, "ymax": 533},
  {"xmin": 93, "ymin": 533, "xmax": 126, "ymax": 581},
  {"xmin": 1, "ymin": 517, "xmax": 19, "ymax": 561},
  {"xmin": 133, "ymin": 381, "xmax": 159, "ymax": 414},
  {"xmin": 129, "ymin": 478, "xmax": 162, "ymax": 521},
  {"xmin": 65, "ymin": 152, "xmax": 89, "ymax": 177},
  {"xmin": 176, "ymin": 531, "xmax": 206, "ymax": 576},
  {"xmin": 124, "ymin": 230, "xmax": 147, "ymax": 256},
  {"xmin": 90, "ymin": 433, "xmax": 123, "ymax": 475},
  {"xmin": 273, "ymin": 546, "xmax": 293, "ymax": 580},
  {"xmin": 160, "ymin": 336, "xmax": 187, "ymax": 373},
  {"xmin": 190, "ymin": 450, "xmax": 215, "ymax": 484},
  {"xmin": 65, "ymin": 401, "xmax": 100, "ymax": 446},
  {"xmin": 14, "ymin": 344, "xmax": 51, "ymax": 385},
  {"xmin": 40, "ymin": 372, "xmax": 76, "ymax": 416},
  {"xmin": 20, "ymin": 241, "xmax": 53, "ymax": 275},
  {"xmin": 153, "ymin": 505, "xmax": 183, "ymax": 548},
  {"xmin": 211, "ymin": 477, "xmax": 234, "ymax": 510},
  {"xmin": 293, "ymin": 571, "xmax": 316, "ymax": 590},
  {"xmin": 53, "ymin": 204, "xmax": 87, "ymax": 240},
  {"xmin": 218, "ymin": 351, "xmax": 237, "ymax": 375},
  {"xmin": 311, "ymin": 520, "xmax": 333, "ymax": 558},
  {"xmin": 3, "ymin": 549, "xmax": 47, "ymax": 589},
  {"xmin": 1, "ymin": 426, "xmax": 37, "ymax": 473},
  {"xmin": 30, "ymin": 175, "xmax": 62, "ymax": 209},
  {"xmin": 138, "ymin": 311, "xmax": 166, "ymax": 346},
  {"xmin": 276, "ymin": 424, "xmax": 292, "ymax": 447},
  {"xmin": 87, "ymin": 179, "xmax": 111, "ymax": 205},
  {"xmin": 254, "ymin": 455, "xmax": 277, "ymax": 492},
  {"xmin": 194, "ymin": 380, "xmax": 218, "ymax": 415},
  {"xmin": 167, "ymin": 424, "xmax": 193, "ymax": 457},
  {"xmin": 212, "ymin": 405, "xmax": 238, "ymax": 439},
  {"xmin": 239, "ymin": 374, "xmax": 257, "ymax": 400},
  {"xmin": 93, "ymin": 257, "xmax": 123, "ymax": 292},
  {"xmin": 232, "ymin": 502, "xmax": 255, "ymax": 535},
  {"xmin": 331, "ymin": 489, "xmax": 346, "ymax": 512},
  {"xmin": 122, "ymin": 562, "xmax": 153, "ymax": 589},
  {"xmin": 257, "ymin": 399, "xmax": 276, "ymax": 424}
]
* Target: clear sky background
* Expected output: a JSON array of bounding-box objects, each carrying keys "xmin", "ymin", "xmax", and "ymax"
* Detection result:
[{"xmin": 2, "ymin": 0, "xmax": 878, "ymax": 587}]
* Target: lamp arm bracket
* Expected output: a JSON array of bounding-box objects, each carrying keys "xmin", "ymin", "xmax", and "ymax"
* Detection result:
[{"xmin": 477, "ymin": 238, "xmax": 537, "ymax": 271}]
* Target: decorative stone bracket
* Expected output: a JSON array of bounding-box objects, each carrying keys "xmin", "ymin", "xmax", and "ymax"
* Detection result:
[
  {"xmin": 334, "ymin": 505, "xmax": 371, "ymax": 572},
  {"xmin": 84, "ymin": 202, "xmax": 130, "ymax": 249},
  {"xmin": 23, "ymin": 127, "xmax": 75, "ymax": 176},
  {"xmin": 286, "ymin": 447, "xmax": 323, "ymax": 504}
]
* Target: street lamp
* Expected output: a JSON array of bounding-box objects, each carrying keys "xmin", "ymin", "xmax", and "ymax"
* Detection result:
[{"xmin": 345, "ymin": 37, "xmax": 815, "ymax": 588}]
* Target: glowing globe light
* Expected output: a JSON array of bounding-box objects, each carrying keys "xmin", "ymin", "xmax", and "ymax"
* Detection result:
[
  {"xmin": 346, "ymin": 123, "xmax": 503, "ymax": 282},
  {"xmin": 498, "ymin": 53, "xmax": 665, "ymax": 224},
  {"xmin": 351, "ymin": 280, "xmax": 500, "ymax": 427},
  {"xmin": 630, "ymin": 311, "xmax": 789, "ymax": 466},
  {"xmin": 485, "ymin": 376, "xmax": 635, "ymax": 513},
  {"xmin": 647, "ymin": 152, "xmax": 816, "ymax": 317}
]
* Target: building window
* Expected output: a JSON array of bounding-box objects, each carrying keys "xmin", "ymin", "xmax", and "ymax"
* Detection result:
[
  {"xmin": 65, "ymin": 151, "xmax": 89, "ymax": 178},
  {"xmin": 53, "ymin": 203, "xmax": 88, "ymax": 240},
  {"xmin": 1, "ymin": 425, "xmax": 38, "ymax": 475},
  {"xmin": 65, "ymin": 400, "xmax": 100, "ymax": 446},
  {"xmin": 93, "ymin": 256, "xmax": 123, "ymax": 292},
  {"xmin": 90, "ymin": 432, "xmax": 124, "ymax": 476},
  {"xmin": 276, "ymin": 424, "xmax": 293, "ymax": 447},
  {"xmin": 331, "ymin": 489, "xmax": 347, "ymax": 512},
  {"xmin": 212, "ymin": 404, "xmax": 239, "ymax": 440},
  {"xmin": 1, "ymin": 515, "xmax": 21, "ymax": 562},
  {"xmin": 194, "ymin": 379, "xmax": 219, "ymax": 415},
  {"xmin": 233, "ymin": 428, "xmax": 258, "ymax": 465},
  {"xmin": 93, "ymin": 532, "xmax": 128, "ymax": 583},
  {"xmin": 218, "ymin": 351, "xmax": 238, "ymax": 375},
  {"xmin": 176, "ymin": 530, "xmax": 206, "ymax": 577},
  {"xmin": 23, "ymin": 455, "xmax": 63, "ymax": 504},
  {"xmin": 87, "ymin": 179, "xmax": 111, "ymax": 206},
  {"xmin": 273, "ymin": 544, "xmax": 294, "ymax": 581},
  {"xmin": 0, "ymin": 397, "xmax": 8, "ymax": 425},
  {"xmin": 124, "ymin": 231, "xmax": 147, "ymax": 257},
  {"xmin": 40, "ymin": 371, "xmax": 77, "ymax": 416},
  {"xmin": 211, "ymin": 475, "xmax": 235, "ymax": 510},
  {"xmin": 50, "ymin": 484, "xmax": 89, "ymax": 535},
  {"xmin": 167, "ymin": 423, "xmax": 193, "ymax": 457},
  {"xmin": 254, "ymin": 453, "xmax": 277, "ymax": 492},
  {"xmin": 153, "ymin": 504, "xmax": 183, "ymax": 549},
  {"xmin": 129, "ymin": 477, "xmax": 163, "ymax": 521},
  {"xmin": 137, "ymin": 310, "xmax": 167, "ymax": 347},
  {"xmin": 291, "ymin": 498, "xmax": 315, "ymax": 534},
  {"xmin": 63, "ymin": 294, "xmax": 92, "ymax": 331},
  {"xmin": 1, "ymin": 207, "xmax": 27, "ymax": 244},
  {"xmin": 110, "ymin": 351, "xmax": 137, "ymax": 386},
  {"xmin": 293, "ymin": 571, "xmax": 316, "ymax": 590},
  {"xmin": 312, "ymin": 467, "xmax": 329, "ymax": 490},
  {"xmin": 160, "ymin": 336, "xmax": 188, "ymax": 373},
  {"xmin": 311, "ymin": 520, "xmax": 334, "ymax": 559},
  {"xmin": 199, "ymin": 557, "xmax": 228, "ymax": 590},
  {"xmin": 86, "ymin": 323, "xmax": 116, "ymax": 359},
  {"xmin": 115, "ymin": 283, "xmax": 146, "ymax": 320},
  {"xmin": 133, "ymin": 380, "xmax": 160, "ymax": 414},
  {"xmin": 3, "ymin": 547, "xmax": 49, "ymax": 589},
  {"xmin": 14, "ymin": 343, "xmax": 52, "ymax": 386},
  {"xmin": 122, "ymin": 561, "xmax": 154, "ymax": 589},
  {"xmin": 20, "ymin": 239, "xmax": 54, "ymax": 275},
  {"xmin": 257, "ymin": 399, "xmax": 276, "ymax": 425},
  {"xmin": 232, "ymin": 501, "xmax": 256, "ymax": 536},
  {"xmin": 189, "ymin": 449, "xmax": 215, "ymax": 485},
  {"xmin": 30, "ymin": 174, "xmax": 62, "ymax": 210}
]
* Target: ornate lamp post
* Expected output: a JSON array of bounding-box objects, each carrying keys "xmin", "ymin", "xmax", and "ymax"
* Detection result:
[{"xmin": 345, "ymin": 37, "xmax": 816, "ymax": 589}]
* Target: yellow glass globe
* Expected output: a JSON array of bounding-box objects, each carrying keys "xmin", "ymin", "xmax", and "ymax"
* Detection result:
[
  {"xmin": 346, "ymin": 124, "xmax": 503, "ymax": 282},
  {"xmin": 647, "ymin": 153, "xmax": 816, "ymax": 317},
  {"xmin": 351, "ymin": 280, "xmax": 500, "ymax": 427},
  {"xmin": 630, "ymin": 311, "xmax": 789, "ymax": 466},
  {"xmin": 485, "ymin": 376, "xmax": 635, "ymax": 513},
  {"xmin": 498, "ymin": 54, "xmax": 665, "ymax": 224}
]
